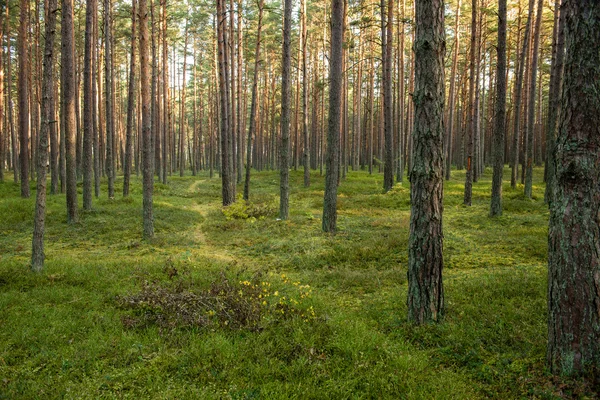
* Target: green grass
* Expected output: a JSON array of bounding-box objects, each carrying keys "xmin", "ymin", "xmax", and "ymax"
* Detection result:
[{"xmin": 0, "ymin": 167, "xmax": 590, "ymax": 398}]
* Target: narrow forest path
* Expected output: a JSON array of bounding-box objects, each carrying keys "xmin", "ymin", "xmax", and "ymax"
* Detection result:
[{"xmin": 184, "ymin": 179, "xmax": 235, "ymax": 264}]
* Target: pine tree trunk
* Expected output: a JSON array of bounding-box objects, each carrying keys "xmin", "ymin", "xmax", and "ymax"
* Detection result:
[
  {"xmin": 445, "ymin": 0, "xmax": 460, "ymax": 181},
  {"xmin": 83, "ymin": 0, "xmax": 97, "ymax": 209},
  {"xmin": 322, "ymin": 0, "xmax": 343, "ymax": 233},
  {"xmin": 104, "ymin": 0, "xmax": 114, "ymax": 198},
  {"xmin": 547, "ymin": 0, "xmax": 600, "ymax": 376},
  {"xmin": 490, "ymin": 0, "xmax": 506, "ymax": 216},
  {"xmin": 544, "ymin": 0, "xmax": 565, "ymax": 204},
  {"xmin": 123, "ymin": 0, "xmax": 136, "ymax": 197},
  {"xmin": 463, "ymin": 0, "xmax": 476, "ymax": 205},
  {"xmin": 140, "ymin": 0, "xmax": 153, "ymax": 239},
  {"xmin": 32, "ymin": 0, "xmax": 58, "ymax": 272},
  {"xmin": 524, "ymin": 0, "xmax": 542, "ymax": 198},
  {"xmin": 279, "ymin": 0, "xmax": 293, "ymax": 219},
  {"xmin": 18, "ymin": 0, "xmax": 30, "ymax": 198},
  {"xmin": 243, "ymin": 0, "xmax": 263, "ymax": 201},
  {"xmin": 301, "ymin": 0, "xmax": 310, "ymax": 188},
  {"xmin": 62, "ymin": 0, "xmax": 78, "ymax": 222},
  {"xmin": 407, "ymin": 0, "xmax": 445, "ymax": 324},
  {"xmin": 382, "ymin": 0, "xmax": 394, "ymax": 192}
]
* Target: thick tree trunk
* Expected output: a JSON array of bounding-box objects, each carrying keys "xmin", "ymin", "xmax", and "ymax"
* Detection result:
[
  {"xmin": 62, "ymin": 0, "xmax": 78, "ymax": 223},
  {"xmin": 547, "ymin": 0, "xmax": 600, "ymax": 376},
  {"xmin": 490, "ymin": 0, "xmax": 506, "ymax": 217},
  {"xmin": 407, "ymin": 0, "xmax": 445, "ymax": 324},
  {"xmin": 140, "ymin": 0, "xmax": 153, "ymax": 238},
  {"xmin": 32, "ymin": 0, "xmax": 58, "ymax": 272},
  {"xmin": 322, "ymin": 0, "xmax": 343, "ymax": 233},
  {"xmin": 279, "ymin": 0, "xmax": 292, "ymax": 220}
]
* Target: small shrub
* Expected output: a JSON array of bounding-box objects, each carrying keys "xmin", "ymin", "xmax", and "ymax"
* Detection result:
[{"xmin": 222, "ymin": 195, "xmax": 277, "ymax": 221}]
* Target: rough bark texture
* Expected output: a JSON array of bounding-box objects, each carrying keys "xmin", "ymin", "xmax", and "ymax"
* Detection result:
[
  {"xmin": 18, "ymin": 0, "xmax": 29, "ymax": 198},
  {"xmin": 490, "ymin": 0, "xmax": 506, "ymax": 217},
  {"xmin": 243, "ymin": 0, "xmax": 263, "ymax": 201},
  {"xmin": 524, "ymin": 0, "xmax": 542, "ymax": 198},
  {"xmin": 322, "ymin": 0, "xmax": 343, "ymax": 233},
  {"xmin": 62, "ymin": 0, "xmax": 78, "ymax": 223},
  {"xmin": 140, "ymin": 0, "xmax": 153, "ymax": 238},
  {"xmin": 279, "ymin": 0, "xmax": 292, "ymax": 220},
  {"xmin": 547, "ymin": 0, "xmax": 600, "ymax": 377},
  {"xmin": 83, "ymin": 0, "xmax": 97, "ymax": 209},
  {"xmin": 32, "ymin": 0, "xmax": 57, "ymax": 272},
  {"xmin": 407, "ymin": 0, "xmax": 445, "ymax": 324},
  {"xmin": 123, "ymin": 0, "xmax": 136, "ymax": 197}
]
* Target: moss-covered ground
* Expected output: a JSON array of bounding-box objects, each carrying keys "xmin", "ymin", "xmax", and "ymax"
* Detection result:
[{"xmin": 0, "ymin": 167, "xmax": 592, "ymax": 398}]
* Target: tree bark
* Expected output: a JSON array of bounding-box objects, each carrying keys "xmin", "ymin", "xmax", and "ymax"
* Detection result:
[
  {"xmin": 83, "ymin": 0, "xmax": 97, "ymax": 209},
  {"xmin": 490, "ymin": 0, "xmax": 506, "ymax": 217},
  {"xmin": 383, "ymin": 0, "xmax": 394, "ymax": 192},
  {"xmin": 18, "ymin": 0, "xmax": 30, "ymax": 198},
  {"xmin": 104, "ymin": 0, "xmax": 115, "ymax": 198},
  {"xmin": 322, "ymin": 0, "xmax": 344, "ymax": 233},
  {"xmin": 140, "ymin": 0, "xmax": 153, "ymax": 238},
  {"xmin": 62, "ymin": 0, "xmax": 78, "ymax": 223},
  {"xmin": 279, "ymin": 0, "xmax": 293, "ymax": 219},
  {"xmin": 407, "ymin": 0, "xmax": 445, "ymax": 324},
  {"xmin": 243, "ymin": 0, "xmax": 263, "ymax": 201},
  {"xmin": 463, "ymin": 0, "xmax": 476, "ymax": 205},
  {"xmin": 547, "ymin": 0, "xmax": 600, "ymax": 376},
  {"xmin": 32, "ymin": 0, "xmax": 58, "ymax": 272},
  {"xmin": 524, "ymin": 0, "xmax": 543, "ymax": 198},
  {"xmin": 123, "ymin": 0, "xmax": 137, "ymax": 197}
]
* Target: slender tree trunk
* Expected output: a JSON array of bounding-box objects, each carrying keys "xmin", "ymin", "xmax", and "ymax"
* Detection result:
[
  {"xmin": 243, "ymin": 0, "xmax": 263, "ymax": 201},
  {"xmin": 445, "ymin": 0, "xmax": 460, "ymax": 181},
  {"xmin": 322, "ymin": 0, "xmax": 343, "ymax": 233},
  {"xmin": 32, "ymin": 0, "xmax": 58, "ymax": 272},
  {"xmin": 104, "ymin": 0, "xmax": 114, "ymax": 198},
  {"xmin": 83, "ymin": 0, "xmax": 97, "ymax": 209},
  {"xmin": 62, "ymin": 0, "xmax": 78, "ymax": 222},
  {"xmin": 408, "ymin": 0, "xmax": 445, "ymax": 324},
  {"xmin": 490, "ymin": 0, "xmax": 506, "ymax": 216},
  {"xmin": 510, "ymin": 0, "xmax": 534, "ymax": 188},
  {"xmin": 217, "ymin": 0, "xmax": 234, "ymax": 205},
  {"xmin": 383, "ymin": 0, "xmax": 394, "ymax": 192},
  {"xmin": 18, "ymin": 0, "xmax": 30, "ymax": 198},
  {"xmin": 301, "ymin": 0, "xmax": 310, "ymax": 187},
  {"xmin": 179, "ymin": 24, "xmax": 188, "ymax": 177},
  {"xmin": 140, "ymin": 0, "xmax": 153, "ymax": 238},
  {"xmin": 524, "ymin": 0, "xmax": 542, "ymax": 198},
  {"xmin": 547, "ymin": 0, "xmax": 600, "ymax": 376},
  {"xmin": 544, "ymin": 0, "xmax": 565, "ymax": 205},
  {"xmin": 161, "ymin": 0, "xmax": 168, "ymax": 184},
  {"xmin": 463, "ymin": 0, "xmax": 476, "ymax": 205},
  {"xmin": 123, "ymin": 0, "xmax": 136, "ymax": 197},
  {"xmin": 279, "ymin": 0, "xmax": 293, "ymax": 219}
]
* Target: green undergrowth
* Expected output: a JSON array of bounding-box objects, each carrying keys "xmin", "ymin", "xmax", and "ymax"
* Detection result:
[{"xmin": 0, "ymin": 167, "xmax": 592, "ymax": 398}]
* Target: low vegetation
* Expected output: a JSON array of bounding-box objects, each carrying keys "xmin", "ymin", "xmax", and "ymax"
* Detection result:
[{"xmin": 0, "ymin": 167, "xmax": 595, "ymax": 398}]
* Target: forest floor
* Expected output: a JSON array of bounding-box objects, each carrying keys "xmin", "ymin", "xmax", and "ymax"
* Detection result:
[{"xmin": 0, "ymin": 167, "xmax": 595, "ymax": 399}]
